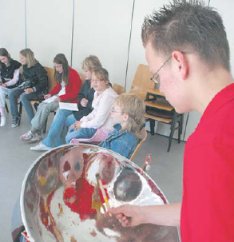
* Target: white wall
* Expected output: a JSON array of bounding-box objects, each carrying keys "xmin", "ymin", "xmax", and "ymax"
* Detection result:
[
  {"xmin": 26, "ymin": 0, "xmax": 74, "ymax": 66},
  {"xmin": 72, "ymin": 0, "xmax": 133, "ymax": 86},
  {"xmin": 0, "ymin": 0, "xmax": 232, "ymax": 140},
  {"xmin": 0, "ymin": 0, "xmax": 26, "ymax": 59}
]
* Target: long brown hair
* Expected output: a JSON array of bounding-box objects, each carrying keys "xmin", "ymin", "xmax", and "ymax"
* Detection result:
[
  {"xmin": 19, "ymin": 48, "xmax": 37, "ymax": 74},
  {"xmin": 0, "ymin": 48, "xmax": 11, "ymax": 68},
  {"xmin": 53, "ymin": 53, "xmax": 69, "ymax": 84}
]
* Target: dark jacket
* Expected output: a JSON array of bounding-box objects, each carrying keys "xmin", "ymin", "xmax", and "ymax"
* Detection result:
[
  {"xmin": 19, "ymin": 62, "xmax": 48, "ymax": 94},
  {"xmin": 73, "ymin": 79, "xmax": 94, "ymax": 120},
  {"xmin": 0, "ymin": 59, "xmax": 21, "ymax": 88}
]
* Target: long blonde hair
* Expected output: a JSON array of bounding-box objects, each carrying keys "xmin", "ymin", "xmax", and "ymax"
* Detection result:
[
  {"xmin": 115, "ymin": 94, "xmax": 145, "ymax": 138},
  {"xmin": 19, "ymin": 48, "xmax": 37, "ymax": 74}
]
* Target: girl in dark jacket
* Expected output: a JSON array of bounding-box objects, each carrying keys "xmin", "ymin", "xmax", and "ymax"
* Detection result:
[
  {"xmin": 0, "ymin": 48, "xmax": 21, "ymax": 126},
  {"xmin": 8, "ymin": 48, "xmax": 48, "ymax": 127}
]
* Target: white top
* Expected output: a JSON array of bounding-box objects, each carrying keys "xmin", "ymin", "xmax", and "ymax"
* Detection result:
[
  {"xmin": 57, "ymin": 81, "xmax": 66, "ymax": 96},
  {"xmin": 5, "ymin": 69, "xmax": 20, "ymax": 86},
  {"xmin": 80, "ymin": 87, "xmax": 118, "ymax": 130}
]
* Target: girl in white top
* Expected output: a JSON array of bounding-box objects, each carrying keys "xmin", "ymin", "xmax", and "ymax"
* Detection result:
[{"xmin": 65, "ymin": 67, "xmax": 118, "ymax": 143}]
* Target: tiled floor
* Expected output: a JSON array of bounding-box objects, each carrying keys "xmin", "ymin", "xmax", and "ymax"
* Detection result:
[{"xmin": 0, "ymin": 111, "xmax": 184, "ymax": 241}]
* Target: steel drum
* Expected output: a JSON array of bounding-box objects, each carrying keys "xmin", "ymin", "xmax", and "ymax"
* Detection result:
[{"xmin": 21, "ymin": 144, "xmax": 179, "ymax": 242}]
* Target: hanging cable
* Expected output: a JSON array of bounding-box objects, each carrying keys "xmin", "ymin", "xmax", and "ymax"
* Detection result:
[
  {"xmin": 24, "ymin": 0, "xmax": 28, "ymax": 48},
  {"xmin": 123, "ymin": 0, "xmax": 136, "ymax": 91},
  {"xmin": 183, "ymin": 113, "xmax": 190, "ymax": 141},
  {"xmin": 70, "ymin": 0, "xmax": 75, "ymax": 66}
]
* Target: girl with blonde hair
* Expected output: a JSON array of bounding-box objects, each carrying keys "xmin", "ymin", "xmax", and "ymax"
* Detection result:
[
  {"xmin": 65, "ymin": 67, "xmax": 118, "ymax": 144},
  {"xmin": 8, "ymin": 48, "xmax": 48, "ymax": 127},
  {"xmin": 100, "ymin": 93, "xmax": 145, "ymax": 158}
]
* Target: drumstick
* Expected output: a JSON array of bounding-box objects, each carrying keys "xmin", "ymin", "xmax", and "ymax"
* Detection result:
[{"xmin": 96, "ymin": 173, "xmax": 110, "ymax": 210}]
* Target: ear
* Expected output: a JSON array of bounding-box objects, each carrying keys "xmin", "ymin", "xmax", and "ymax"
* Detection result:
[
  {"xmin": 171, "ymin": 51, "xmax": 189, "ymax": 80},
  {"xmin": 122, "ymin": 113, "xmax": 129, "ymax": 122}
]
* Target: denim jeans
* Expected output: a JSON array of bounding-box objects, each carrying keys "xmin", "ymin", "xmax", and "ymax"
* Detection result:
[
  {"xmin": 66, "ymin": 114, "xmax": 76, "ymax": 127},
  {"xmin": 8, "ymin": 87, "xmax": 24, "ymax": 120},
  {"xmin": 65, "ymin": 127, "xmax": 97, "ymax": 144},
  {"xmin": 8, "ymin": 87, "xmax": 39, "ymax": 122},
  {"xmin": 0, "ymin": 86, "xmax": 11, "ymax": 108},
  {"xmin": 31, "ymin": 101, "xmax": 59, "ymax": 134},
  {"xmin": 42, "ymin": 109, "xmax": 73, "ymax": 147},
  {"xmin": 20, "ymin": 91, "xmax": 39, "ymax": 122}
]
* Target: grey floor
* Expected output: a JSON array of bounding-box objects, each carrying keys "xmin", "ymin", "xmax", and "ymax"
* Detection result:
[{"xmin": 0, "ymin": 111, "xmax": 184, "ymax": 242}]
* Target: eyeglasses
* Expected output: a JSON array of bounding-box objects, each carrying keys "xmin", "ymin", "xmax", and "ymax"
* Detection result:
[
  {"xmin": 111, "ymin": 107, "xmax": 122, "ymax": 113},
  {"xmin": 150, "ymin": 56, "xmax": 171, "ymax": 85}
]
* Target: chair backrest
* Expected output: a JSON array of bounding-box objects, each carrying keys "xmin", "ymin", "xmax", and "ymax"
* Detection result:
[
  {"xmin": 112, "ymin": 83, "xmax": 125, "ymax": 95},
  {"xmin": 130, "ymin": 127, "xmax": 148, "ymax": 161},
  {"xmin": 44, "ymin": 66, "xmax": 56, "ymax": 91},
  {"xmin": 129, "ymin": 64, "xmax": 154, "ymax": 100}
]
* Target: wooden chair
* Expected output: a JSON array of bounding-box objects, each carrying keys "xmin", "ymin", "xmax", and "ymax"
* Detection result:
[
  {"xmin": 45, "ymin": 66, "xmax": 56, "ymax": 91},
  {"xmin": 32, "ymin": 66, "xmax": 55, "ymax": 110},
  {"xmin": 130, "ymin": 127, "xmax": 148, "ymax": 161},
  {"xmin": 144, "ymin": 88, "xmax": 183, "ymax": 152},
  {"xmin": 128, "ymin": 64, "xmax": 154, "ymax": 100},
  {"xmin": 112, "ymin": 83, "xmax": 125, "ymax": 95}
]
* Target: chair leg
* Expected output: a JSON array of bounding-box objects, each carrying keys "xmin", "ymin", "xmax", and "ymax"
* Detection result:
[
  {"xmin": 5, "ymin": 103, "xmax": 9, "ymax": 113},
  {"xmin": 149, "ymin": 119, "xmax": 155, "ymax": 135},
  {"xmin": 178, "ymin": 115, "xmax": 182, "ymax": 143},
  {"xmin": 43, "ymin": 116, "xmax": 48, "ymax": 134},
  {"xmin": 19, "ymin": 102, "xmax": 23, "ymax": 116},
  {"xmin": 167, "ymin": 117, "xmax": 177, "ymax": 152}
]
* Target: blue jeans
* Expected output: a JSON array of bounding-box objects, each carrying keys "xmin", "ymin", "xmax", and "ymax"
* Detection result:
[
  {"xmin": 9, "ymin": 87, "xmax": 40, "ymax": 122},
  {"xmin": 20, "ymin": 92, "xmax": 39, "ymax": 121},
  {"xmin": 42, "ymin": 109, "xmax": 74, "ymax": 147},
  {"xmin": 65, "ymin": 127, "xmax": 97, "ymax": 143},
  {"xmin": 66, "ymin": 114, "xmax": 77, "ymax": 127},
  {"xmin": 8, "ymin": 87, "xmax": 24, "ymax": 120}
]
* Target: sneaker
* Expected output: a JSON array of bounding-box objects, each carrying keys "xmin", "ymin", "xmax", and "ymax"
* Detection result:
[
  {"xmin": 11, "ymin": 117, "xmax": 20, "ymax": 128},
  {"xmin": 20, "ymin": 131, "xmax": 42, "ymax": 143},
  {"xmin": 28, "ymin": 133, "xmax": 42, "ymax": 144},
  {"xmin": 0, "ymin": 116, "xmax": 6, "ymax": 127},
  {"xmin": 20, "ymin": 131, "xmax": 33, "ymax": 141},
  {"xmin": 30, "ymin": 142, "xmax": 51, "ymax": 151}
]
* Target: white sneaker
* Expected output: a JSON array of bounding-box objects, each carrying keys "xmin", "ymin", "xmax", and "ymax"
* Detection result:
[
  {"xmin": 0, "ymin": 116, "xmax": 6, "ymax": 127},
  {"xmin": 30, "ymin": 142, "xmax": 51, "ymax": 151}
]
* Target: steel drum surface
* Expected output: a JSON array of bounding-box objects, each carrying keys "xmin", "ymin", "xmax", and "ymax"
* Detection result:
[{"xmin": 20, "ymin": 144, "xmax": 179, "ymax": 242}]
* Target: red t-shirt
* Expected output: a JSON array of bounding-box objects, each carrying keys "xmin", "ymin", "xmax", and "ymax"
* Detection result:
[{"xmin": 181, "ymin": 83, "xmax": 234, "ymax": 242}]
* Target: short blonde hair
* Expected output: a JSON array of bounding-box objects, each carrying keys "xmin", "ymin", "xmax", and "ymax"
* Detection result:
[
  {"xmin": 82, "ymin": 55, "xmax": 102, "ymax": 72},
  {"xmin": 115, "ymin": 93, "xmax": 145, "ymax": 138}
]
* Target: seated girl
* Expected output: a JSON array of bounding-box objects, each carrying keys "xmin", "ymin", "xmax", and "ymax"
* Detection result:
[
  {"xmin": 0, "ymin": 48, "xmax": 21, "ymax": 126},
  {"xmin": 20, "ymin": 53, "xmax": 82, "ymax": 144},
  {"xmin": 30, "ymin": 55, "xmax": 101, "ymax": 148},
  {"xmin": 65, "ymin": 67, "xmax": 118, "ymax": 144},
  {"xmin": 99, "ymin": 94, "xmax": 145, "ymax": 159},
  {"xmin": 8, "ymin": 48, "xmax": 48, "ymax": 127}
]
